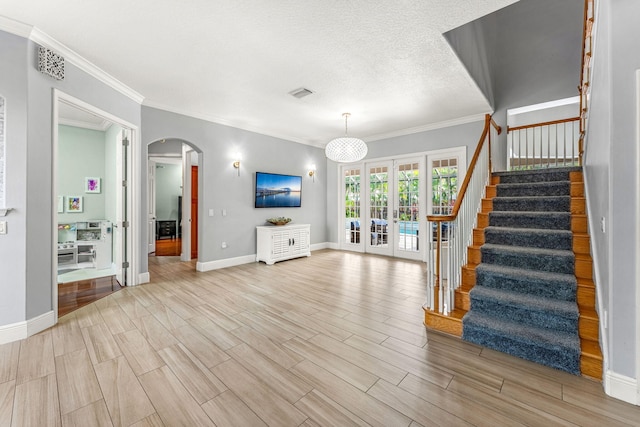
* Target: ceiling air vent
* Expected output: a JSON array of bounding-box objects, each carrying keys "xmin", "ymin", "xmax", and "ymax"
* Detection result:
[{"xmin": 289, "ymin": 87, "xmax": 314, "ymax": 99}]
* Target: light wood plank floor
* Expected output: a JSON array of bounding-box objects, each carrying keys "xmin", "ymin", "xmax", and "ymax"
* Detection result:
[{"xmin": 2, "ymin": 250, "xmax": 639, "ymax": 426}]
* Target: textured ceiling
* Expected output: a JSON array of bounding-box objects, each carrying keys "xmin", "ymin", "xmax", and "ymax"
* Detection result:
[{"xmin": 0, "ymin": 0, "xmax": 519, "ymax": 146}]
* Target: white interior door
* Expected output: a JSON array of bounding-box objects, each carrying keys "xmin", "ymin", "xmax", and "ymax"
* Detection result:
[
  {"xmin": 115, "ymin": 129, "xmax": 131, "ymax": 285},
  {"xmin": 393, "ymin": 158, "xmax": 424, "ymax": 261},
  {"xmin": 148, "ymin": 159, "xmax": 156, "ymax": 254}
]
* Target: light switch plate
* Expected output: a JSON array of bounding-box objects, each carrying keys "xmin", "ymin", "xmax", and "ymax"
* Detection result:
[{"xmin": 0, "ymin": 221, "xmax": 6, "ymax": 235}]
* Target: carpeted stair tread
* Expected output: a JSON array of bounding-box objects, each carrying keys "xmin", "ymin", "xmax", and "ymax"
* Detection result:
[
  {"xmin": 492, "ymin": 195, "xmax": 571, "ymax": 212},
  {"xmin": 462, "ymin": 310, "xmax": 581, "ymax": 375},
  {"xmin": 488, "ymin": 211, "xmax": 572, "ymax": 230},
  {"xmin": 475, "ymin": 264, "xmax": 577, "ymax": 301},
  {"xmin": 481, "ymin": 244, "xmax": 575, "ymax": 274},
  {"xmin": 484, "ymin": 227, "xmax": 572, "ymax": 250},
  {"xmin": 493, "ymin": 167, "xmax": 580, "ymax": 184},
  {"xmin": 497, "ymin": 181, "xmax": 571, "ymax": 197},
  {"xmin": 469, "ymin": 286, "xmax": 579, "ymax": 333}
]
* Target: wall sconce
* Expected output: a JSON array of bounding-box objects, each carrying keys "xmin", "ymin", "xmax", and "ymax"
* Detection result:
[
  {"xmin": 308, "ymin": 165, "xmax": 316, "ymax": 182},
  {"xmin": 233, "ymin": 159, "xmax": 240, "ymax": 176}
]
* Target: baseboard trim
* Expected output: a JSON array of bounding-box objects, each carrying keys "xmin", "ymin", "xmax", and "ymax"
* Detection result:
[
  {"xmin": 604, "ymin": 370, "xmax": 639, "ymax": 405},
  {"xmin": 0, "ymin": 310, "xmax": 56, "ymax": 345},
  {"xmin": 138, "ymin": 272, "xmax": 150, "ymax": 285},
  {"xmin": 310, "ymin": 242, "xmax": 330, "ymax": 251},
  {"xmin": 196, "ymin": 243, "xmax": 332, "ymax": 272},
  {"xmin": 326, "ymin": 242, "xmax": 340, "ymax": 250},
  {"xmin": 197, "ymin": 255, "xmax": 256, "ymax": 272}
]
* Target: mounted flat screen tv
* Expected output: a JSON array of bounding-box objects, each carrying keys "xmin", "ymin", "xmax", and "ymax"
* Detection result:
[{"xmin": 255, "ymin": 172, "xmax": 302, "ymax": 208}]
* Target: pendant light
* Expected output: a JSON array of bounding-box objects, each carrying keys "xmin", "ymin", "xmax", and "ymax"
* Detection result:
[{"xmin": 325, "ymin": 113, "xmax": 368, "ymax": 163}]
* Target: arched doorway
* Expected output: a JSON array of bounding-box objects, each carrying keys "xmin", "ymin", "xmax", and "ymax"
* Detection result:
[{"xmin": 147, "ymin": 139, "xmax": 201, "ymax": 266}]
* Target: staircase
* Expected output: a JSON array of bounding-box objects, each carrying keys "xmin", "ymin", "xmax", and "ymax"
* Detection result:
[{"xmin": 426, "ymin": 166, "xmax": 603, "ymax": 379}]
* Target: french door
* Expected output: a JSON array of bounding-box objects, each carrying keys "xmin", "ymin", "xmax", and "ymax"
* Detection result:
[{"xmin": 341, "ymin": 157, "xmax": 425, "ymax": 260}]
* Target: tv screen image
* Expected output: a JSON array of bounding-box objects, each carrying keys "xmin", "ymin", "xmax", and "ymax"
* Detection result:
[{"xmin": 255, "ymin": 172, "xmax": 302, "ymax": 208}]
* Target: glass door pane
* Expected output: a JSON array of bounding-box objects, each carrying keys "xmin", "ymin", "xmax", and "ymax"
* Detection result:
[
  {"xmin": 344, "ymin": 167, "xmax": 362, "ymax": 247},
  {"xmin": 394, "ymin": 160, "xmax": 422, "ymax": 260},
  {"xmin": 431, "ymin": 157, "xmax": 458, "ymax": 216},
  {"xmin": 367, "ymin": 163, "xmax": 392, "ymax": 255}
]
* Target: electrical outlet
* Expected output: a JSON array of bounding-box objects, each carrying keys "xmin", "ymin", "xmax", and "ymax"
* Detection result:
[
  {"xmin": 600, "ymin": 216, "xmax": 606, "ymax": 233},
  {"xmin": 221, "ymin": 241, "xmax": 227, "ymax": 249},
  {"xmin": 0, "ymin": 221, "xmax": 5, "ymax": 235}
]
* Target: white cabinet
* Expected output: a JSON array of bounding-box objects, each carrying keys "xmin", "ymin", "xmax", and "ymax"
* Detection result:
[{"xmin": 256, "ymin": 224, "xmax": 310, "ymax": 265}]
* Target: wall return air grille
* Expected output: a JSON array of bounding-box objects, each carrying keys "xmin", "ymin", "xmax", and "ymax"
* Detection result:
[{"xmin": 38, "ymin": 46, "xmax": 65, "ymax": 80}]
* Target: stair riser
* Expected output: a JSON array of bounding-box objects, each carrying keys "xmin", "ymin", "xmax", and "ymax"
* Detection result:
[
  {"xmin": 492, "ymin": 197, "xmax": 571, "ymax": 212},
  {"xmin": 475, "ymin": 270, "xmax": 576, "ymax": 301},
  {"xmin": 577, "ymin": 285, "xmax": 595, "ymax": 307},
  {"xmin": 579, "ymin": 315, "xmax": 599, "ymax": 341},
  {"xmin": 573, "ymin": 234, "xmax": 590, "ymax": 254},
  {"xmin": 424, "ymin": 311, "xmax": 462, "ymax": 337},
  {"xmin": 469, "ymin": 295, "xmax": 578, "ymax": 333},
  {"xmin": 481, "ymin": 248, "xmax": 575, "ymax": 275},
  {"xmin": 497, "ymin": 182, "xmax": 571, "ymax": 197},
  {"xmin": 462, "ymin": 324, "xmax": 580, "ymax": 375},
  {"xmin": 484, "ymin": 230, "xmax": 572, "ymax": 251}
]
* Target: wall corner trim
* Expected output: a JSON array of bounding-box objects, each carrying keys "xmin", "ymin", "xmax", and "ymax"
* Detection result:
[{"xmin": 604, "ymin": 370, "xmax": 639, "ymax": 405}]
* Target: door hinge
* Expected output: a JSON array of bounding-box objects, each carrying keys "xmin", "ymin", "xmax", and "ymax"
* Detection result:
[
  {"xmin": 122, "ymin": 261, "xmax": 130, "ymax": 268},
  {"xmin": 122, "ymin": 137, "xmax": 130, "ymax": 147},
  {"xmin": 122, "ymin": 180, "xmax": 128, "ymax": 187},
  {"xmin": 122, "ymin": 221, "xmax": 130, "ymax": 228}
]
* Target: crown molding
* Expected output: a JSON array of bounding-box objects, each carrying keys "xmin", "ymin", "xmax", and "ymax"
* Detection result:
[
  {"xmin": 0, "ymin": 15, "xmax": 144, "ymax": 104},
  {"xmin": 364, "ymin": 112, "xmax": 492, "ymax": 143},
  {"xmin": 29, "ymin": 28, "xmax": 145, "ymax": 104},
  {"xmin": 142, "ymin": 100, "xmax": 325, "ymax": 148},
  {"xmin": 0, "ymin": 15, "xmax": 32, "ymax": 38}
]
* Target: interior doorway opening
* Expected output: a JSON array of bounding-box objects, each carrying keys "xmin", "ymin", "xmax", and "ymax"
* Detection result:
[
  {"xmin": 147, "ymin": 139, "xmax": 201, "ymax": 264},
  {"xmin": 53, "ymin": 90, "xmax": 138, "ymax": 317}
]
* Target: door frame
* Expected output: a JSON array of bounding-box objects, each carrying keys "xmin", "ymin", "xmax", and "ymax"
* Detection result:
[{"xmin": 52, "ymin": 89, "xmax": 140, "ymax": 317}]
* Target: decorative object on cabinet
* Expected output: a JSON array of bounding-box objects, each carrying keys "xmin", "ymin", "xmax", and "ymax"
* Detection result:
[
  {"xmin": 67, "ymin": 196, "xmax": 83, "ymax": 212},
  {"xmin": 85, "ymin": 177, "xmax": 101, "ymax": 193},
  {"xmin": 266, "ymin": 217, "xmax": 291, "ymax": 226},
  {"xmin": 256, "ymin": 223, "xmax": 310, "ymax": 265}
]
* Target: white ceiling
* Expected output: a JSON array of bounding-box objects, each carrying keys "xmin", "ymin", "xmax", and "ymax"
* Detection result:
[{"xmin": 1, "ymin": 0, "xmax": 519, "ymax": 146}]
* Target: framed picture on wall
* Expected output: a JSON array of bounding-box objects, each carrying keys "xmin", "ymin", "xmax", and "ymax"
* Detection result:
[
  {"xmin": 57, "ymin": 196, "xmax": 64, "ymax": 213},
  {"xmin": 67, "ymin": 196, "xmax": 83, "ymax": 212},
  {"xmin": 85, "ymin": 177, "xmax": 101, "ymax": 193}
]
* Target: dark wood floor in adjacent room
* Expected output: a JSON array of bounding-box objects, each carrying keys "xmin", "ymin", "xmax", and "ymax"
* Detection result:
[
  {"xmin": 154, "ymin": 238, "xmax": 182, "ymax": 256},
  {"xmin": 58, "ymin": 276, "xmax": 122, "ymax": 317}
]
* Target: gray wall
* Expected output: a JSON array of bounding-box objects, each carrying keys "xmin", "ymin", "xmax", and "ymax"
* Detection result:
[
  {"xmin": 0, "ymin": 29, "xmax": 141, "ymax": 325},
  {"xmin": 326, "ymin": 119, "xmax": 485, "ymax": 243},
  {"xmin": 141, "ymin": 106, "xmax": 327, "ymax": 273},
  {"xmin": 0, "ymin": 31, "xmax": 28, "ymax": 326},
  {"xmin": 587, "ymin": 0, "xmax": 639, "ymax": 379},
  {"xmin": 57, "ymin": 125, "xmax": 106, "ymax": 222}
]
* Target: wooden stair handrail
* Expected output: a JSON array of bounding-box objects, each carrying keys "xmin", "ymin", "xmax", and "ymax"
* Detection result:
[
  {"xmin": 427, "ymin": 114, "xmax": 501, "ymax": 223},
  {"xmin": 507, "ymin": 116, "xmax": 580, "ymax": 133}
]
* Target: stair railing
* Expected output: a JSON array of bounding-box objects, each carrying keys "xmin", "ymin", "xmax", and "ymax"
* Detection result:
[
  {"xmin": 426, "ymin": 114, "xmax": 501, "ymax": 315},
  {"xmin": 579, "ymin": 0, "xmax": 595, "ymax": 164},
  {"xmin": 507, "ymin": 117, "xmax": 580, "ymax": 170}
]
